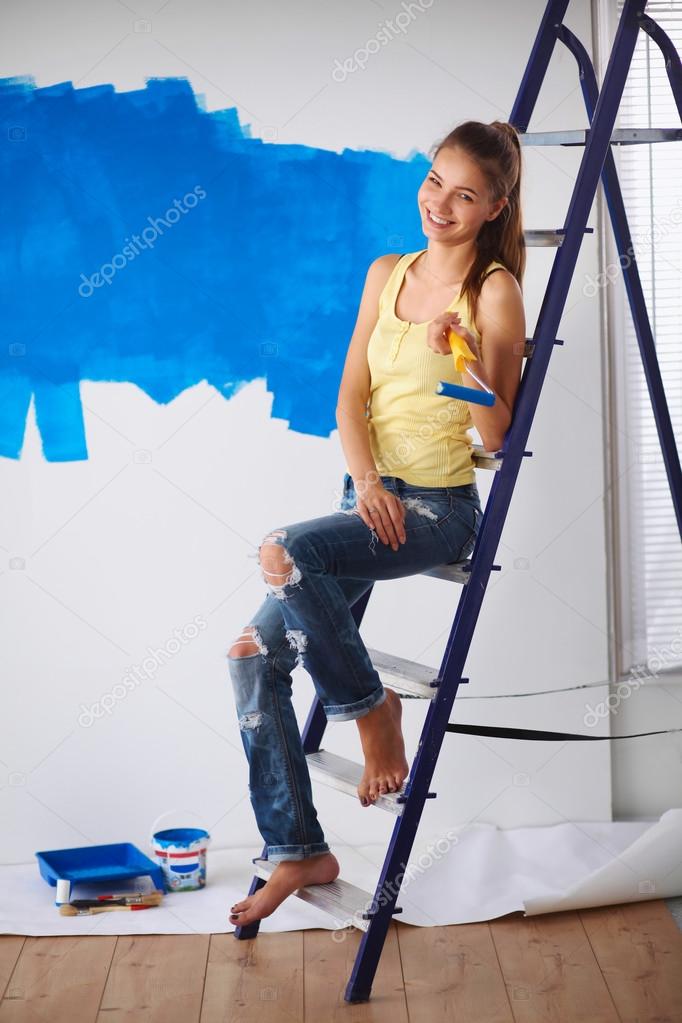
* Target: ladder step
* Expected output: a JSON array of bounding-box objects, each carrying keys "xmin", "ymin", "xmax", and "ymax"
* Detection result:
[
  {"xmin": 252, "ymin": 856, "xmax": 377, "ymax": 931},
  {"xmin": 421, "ymin": 559, "xmax": 472, "ymax": 583},
  {"xmin": 306, "ymin": 750, "xmax": 406, "ymax": 814},
  {"xmin": 472, "ymin": 444, "xmax": 504, "ymax": 470},
  {"xmin": 368, "ymin": 646, "xmax": 439, "ymax": 699},
  {"xmin": 520, "ymin": 127, "xmax": 682, "ymax": 146},
  {"xmin": 525, "ymin": 227, "xmax": 594, "ymax": 246}
]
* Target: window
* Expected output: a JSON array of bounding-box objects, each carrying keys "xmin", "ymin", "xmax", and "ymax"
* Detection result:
[{"xmin": 610, "ymin": 1, "xmax": 682, "ymax": 676}]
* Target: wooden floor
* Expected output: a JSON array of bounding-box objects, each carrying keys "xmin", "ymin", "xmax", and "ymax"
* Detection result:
[{"xmin": 1, "ymin": 899, "xmax": 681, "ymax": 1021}]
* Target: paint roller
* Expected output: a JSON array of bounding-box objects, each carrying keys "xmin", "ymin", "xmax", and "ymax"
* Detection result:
[{"xmin": 435, "ymin": 328, "xmax": 496, "ymax": 406}]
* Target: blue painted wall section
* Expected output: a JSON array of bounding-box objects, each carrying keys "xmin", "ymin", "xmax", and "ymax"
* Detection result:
[{"xmin": 1, "ymin": 75, "xmax": 428, "ymax": 461}]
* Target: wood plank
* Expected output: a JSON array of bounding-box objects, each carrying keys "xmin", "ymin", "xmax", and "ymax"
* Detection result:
[
  {"xmin": 397, "ymin": 919, "xmax": 514, "ymax": 1022},
  {"xmin": 304, "ymin": 922, "xmax": 408, "ymax": 1021},
  {"xmin": 490, "ymin": 910, "xmax": 620, "ymax": 1022},
  {"xmin": 0, "ymin": 939, "xmax": 25, "ymax": 1001},
  {"xmin": 97, "ymin": 935, "xmax": 209, "ymax": 1023},
  {"xmin": 580, "ymin": 899, "xmax": 682, "ymax": 1023},
  {"xmin": 0, "ymin": 935, "xmax": 116, "ymax": 1023},
  {"xmin": 201, "ymin": 931, "xmax": 303, "ymax": 1023}
]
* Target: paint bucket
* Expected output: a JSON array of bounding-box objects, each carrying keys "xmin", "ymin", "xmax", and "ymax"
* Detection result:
[{"xmin": 150, "ymin": 809, "xmax": 211, "ymax": 892}]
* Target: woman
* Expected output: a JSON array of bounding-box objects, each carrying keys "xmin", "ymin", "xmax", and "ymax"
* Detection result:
[{"xmin": 228, "ymin": 119, "xmax": 526, "ymax": 927}]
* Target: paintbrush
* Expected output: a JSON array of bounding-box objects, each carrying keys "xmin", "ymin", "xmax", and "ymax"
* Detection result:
[
  {"xmin": 66, "ymin": 895, "xmax": 163, "ymax": 910},
  {"xmin": 59, "ymin": 903, "xmax": 156, "ymax": 916},
  {"xmin": 96, "ymin": 891, "xmax": 164, "ymax": 903}
]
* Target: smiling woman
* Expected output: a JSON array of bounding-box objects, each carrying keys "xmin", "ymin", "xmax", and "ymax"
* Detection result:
[{"xmin": 226, "ymin": 119, "xmax": 527, "ymax": 931}]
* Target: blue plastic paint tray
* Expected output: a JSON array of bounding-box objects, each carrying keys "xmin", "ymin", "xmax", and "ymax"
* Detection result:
[{"xmin": 35, "ymin": 842, "xmax": 166, "ymax": 896}]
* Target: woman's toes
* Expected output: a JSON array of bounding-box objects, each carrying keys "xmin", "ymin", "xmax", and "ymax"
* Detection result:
[{"xmin": 230, "ymin": 895, "xmax": 254, "ymax": 917}]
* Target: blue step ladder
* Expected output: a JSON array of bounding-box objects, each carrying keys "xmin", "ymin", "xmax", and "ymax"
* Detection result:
[{"xmin": 234, "ymin": 0, "xmax": 682, "ymax": 1003}]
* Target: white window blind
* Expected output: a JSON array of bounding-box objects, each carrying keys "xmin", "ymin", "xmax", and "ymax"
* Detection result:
[{"xmin": 613, "ymin": 1, "xmax": 682, "ymax": 675}]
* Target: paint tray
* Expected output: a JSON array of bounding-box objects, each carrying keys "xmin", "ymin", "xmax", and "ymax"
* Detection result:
[{"xmin": 35, "ymin": 842, "xmax": 165, "ymax": 894}]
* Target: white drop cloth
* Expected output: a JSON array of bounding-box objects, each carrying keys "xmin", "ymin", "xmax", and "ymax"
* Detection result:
[{"xmin": 2, "ymin": 810, "xmax": 680, "ymax": 935}]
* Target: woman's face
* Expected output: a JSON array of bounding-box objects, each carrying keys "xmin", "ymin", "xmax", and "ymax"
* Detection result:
[{"xmin": 417, "ymin": 145, "xmax": 508, "ymax": 242}]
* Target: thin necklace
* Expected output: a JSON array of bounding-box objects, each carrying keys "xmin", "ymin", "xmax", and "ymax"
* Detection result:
[{"xmin": 422, "ymin": 251, "xmax": 470, "ymax": 290}]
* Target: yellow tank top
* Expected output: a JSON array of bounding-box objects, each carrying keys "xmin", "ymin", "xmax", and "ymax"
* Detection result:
[{"xmin": 345, "ymin": 249, "xmax": 507, "ymax": 488}]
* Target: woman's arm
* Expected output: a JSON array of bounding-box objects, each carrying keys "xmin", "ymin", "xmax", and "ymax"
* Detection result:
[
  {"xmin": 335, "ymin": 254, "xmax": 399, "ymax": 486},
  {"xmin": 457, "ymin": 269, "xmax": 526, "ymax": 452},
  {"xmin": 336, "ymin": 254, "xmax": 408, "ymax": 551}
]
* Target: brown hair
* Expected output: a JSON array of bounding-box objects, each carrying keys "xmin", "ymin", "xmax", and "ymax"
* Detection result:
[{"xmin": 429, "ymin": 119, "xmax": 525, "ymax": 324}]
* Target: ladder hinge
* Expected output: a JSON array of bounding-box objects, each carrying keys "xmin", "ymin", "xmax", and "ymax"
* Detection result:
[{"xmin": 362, "ymin": 905, "xmax": 403, "ymax": 920}]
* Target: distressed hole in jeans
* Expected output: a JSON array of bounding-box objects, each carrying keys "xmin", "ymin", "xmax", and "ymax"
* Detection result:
[
  {"xmin": 228, "ymin": 625, "xmax": 268, "ymax": 658},
  {"xmin": 285, "ymin": 628, "xmax": 308, "ymax": 668},
  {"xmin": 259, "ymin": 530, "xmax": 303, "ymax": 600},
  {"xmin": 402, "ymin": 496, "xmax": 438, "ymax": 521},
  {"xmin": 239, "ymin": 710, "xmax": 265, "ymax": 731}
]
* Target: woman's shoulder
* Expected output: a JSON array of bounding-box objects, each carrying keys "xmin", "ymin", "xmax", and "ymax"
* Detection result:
[
  {"xmin": 483, "ymin": 258, "xmax": 509, "ymax": 278},
  {"xmin": 368, "ymin": 251, "xmax": 418, "ymax": 315}
]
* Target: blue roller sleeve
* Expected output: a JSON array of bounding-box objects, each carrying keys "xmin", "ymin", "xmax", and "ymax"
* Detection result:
[{"xmin": 436, "ymin": 380, "xmax": 496, "ymax": 406}]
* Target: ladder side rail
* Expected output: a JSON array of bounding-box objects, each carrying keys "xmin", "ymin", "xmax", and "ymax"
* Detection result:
[
  {"xmin": 556, "ymin": 22, "xmax": 682, "ymax": 535},
  {"xmin": 640, "ymin": 14, "xmax": 682, "ymax": 120},
  {"xmin": 509, "ymin": 0, "xmax": 572, "ymax": 131}
]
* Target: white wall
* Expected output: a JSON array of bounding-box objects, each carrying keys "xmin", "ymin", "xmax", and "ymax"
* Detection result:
[{"xmin": 0, "ymin": 0, "xmax": 625, "ymax": 869}]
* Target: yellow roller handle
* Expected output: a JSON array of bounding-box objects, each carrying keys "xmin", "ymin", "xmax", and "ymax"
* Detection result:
[{"xmin": 447, "ymin": 329, "xmax": 477, "ymax": 374}]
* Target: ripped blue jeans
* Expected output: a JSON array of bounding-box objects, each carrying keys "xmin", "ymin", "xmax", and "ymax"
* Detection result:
[{"xmin": 227, "ymin": 472, "xmax": 481, "ymax": 863}]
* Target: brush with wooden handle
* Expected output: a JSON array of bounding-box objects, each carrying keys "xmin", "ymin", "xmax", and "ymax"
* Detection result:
[
  {"xmin": 59, "ymin": 902, "xmax": 157, "ymax": 916},
  {"xmin": 97, "ymin": 891, "xmax": 164, "ymax": 904}
]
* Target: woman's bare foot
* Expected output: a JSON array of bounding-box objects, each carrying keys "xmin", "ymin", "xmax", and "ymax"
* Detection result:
[
  {"xmin": 356, "ymin": 688, "xmax": 409, "ymax": 806},
  {"xmin": 229, "ymin": 852, "xmax": 340, "ymax": 927}
]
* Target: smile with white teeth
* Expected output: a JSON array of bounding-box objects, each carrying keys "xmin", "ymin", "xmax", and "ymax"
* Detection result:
[{"xmin": 426, "ymin": 208, "xmax": 454, "ymax": 226}]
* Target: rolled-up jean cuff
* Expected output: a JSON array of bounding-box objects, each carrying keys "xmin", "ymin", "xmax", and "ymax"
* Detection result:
[
  {"xmin": 266, "ymin": 843, "xmax": 332, "ymax": 863},
  {"xmin": 324, "ymin": 685, "xmax": 387, "ymax": 722}
]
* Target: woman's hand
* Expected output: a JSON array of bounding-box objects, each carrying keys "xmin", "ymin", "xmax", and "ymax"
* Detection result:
[
  {"xmin": 355, "ymin": 480, "xmax": 406, "ymax": 551},
  {"xmin": 427, "ymin": 311, "xmax": 482, "ymax": 362}
]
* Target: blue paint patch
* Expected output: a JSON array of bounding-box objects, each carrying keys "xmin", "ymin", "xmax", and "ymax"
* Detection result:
[{"xmin": 0, "ymin": 75, "xmax": 429, "ymax": 461}]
